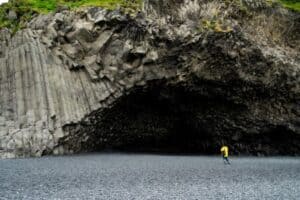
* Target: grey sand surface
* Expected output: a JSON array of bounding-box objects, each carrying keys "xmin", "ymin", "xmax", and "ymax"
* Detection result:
[{"xmin": 0, "ymin": 154, "xmax": 299, "ymax": 200}]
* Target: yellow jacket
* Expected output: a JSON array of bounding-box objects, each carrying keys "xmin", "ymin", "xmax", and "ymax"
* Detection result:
[{"xmin": 220, "ymin": 146, "xmax": 229, "ymax": 157}]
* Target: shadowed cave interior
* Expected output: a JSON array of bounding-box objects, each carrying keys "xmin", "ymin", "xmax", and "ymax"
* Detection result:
[{"xmin": 62, "ymin": 81, "xmax": 300, "ymax": 156}]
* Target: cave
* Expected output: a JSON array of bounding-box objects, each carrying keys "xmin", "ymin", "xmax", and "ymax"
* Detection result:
[
  {"xmin": 61, "ymin": 80, "xmax": 300, "ymax": 156},
  {"xmin": 94, "ymin": 81, "xmax": 221, "ymax": 154}
]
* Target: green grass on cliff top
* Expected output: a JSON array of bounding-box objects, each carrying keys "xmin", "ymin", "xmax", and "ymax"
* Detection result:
[
  {"xmin": 1, "ymin": 0, "xmax": 142, "ymax": 12},
  {"xmin": 26, "ymin": 0, "xmax": 142, "ymax": 12},
  {"xmin": 0, "ymin": 0, "xmax": 141, "ymax": 31},
  {"xmin": 279, "ymin": 0, "xmax": 300, "ymax": 12},
  {"xmin": 0, "ymin": 0, "xmax": 299, "ymax": 31}
]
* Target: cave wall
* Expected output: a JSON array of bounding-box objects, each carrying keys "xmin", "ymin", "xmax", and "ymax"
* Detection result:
[{"xmin": 0, "ymin": 0, "xmax": 299, "ymax": 158}]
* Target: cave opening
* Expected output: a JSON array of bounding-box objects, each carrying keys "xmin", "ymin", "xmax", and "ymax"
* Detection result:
[
  {"xmin": 83, "ymin": 81, "xmax": 232, "ymax": 155},
  {"xmin": 62, "ymin": 80, "xmax": 300, "ymax": 156}
]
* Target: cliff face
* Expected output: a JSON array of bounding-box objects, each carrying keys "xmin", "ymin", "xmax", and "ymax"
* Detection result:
[{"xmin": 0, "ymin": 0, "xmax": 299, "ymax": 158}]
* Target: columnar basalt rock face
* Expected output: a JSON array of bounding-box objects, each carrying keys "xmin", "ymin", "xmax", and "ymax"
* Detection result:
[{"xmin": 0, "ymin": 0, "xmax": 299, "ymax": 158}]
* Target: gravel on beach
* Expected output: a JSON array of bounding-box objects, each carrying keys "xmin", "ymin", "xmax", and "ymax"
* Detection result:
[{"xmin": 0, "ymin": 154, "xmax": 299, "ymax": 200}]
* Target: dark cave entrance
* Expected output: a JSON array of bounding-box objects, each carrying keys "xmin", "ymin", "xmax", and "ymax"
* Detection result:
[
  {"xmin": 63, "ymin": 81, "xmax": 300, "ymax": 156},
  {"xmin": 85, "ymin": 81, "xmax": 232, "ymax": 155}
]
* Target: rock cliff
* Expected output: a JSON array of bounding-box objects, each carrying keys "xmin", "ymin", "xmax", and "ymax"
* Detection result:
[{"xmin": 0, "ymin": 0, "xmax": 299, "ymax": 158}]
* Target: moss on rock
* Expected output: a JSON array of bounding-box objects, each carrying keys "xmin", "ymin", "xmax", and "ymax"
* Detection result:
[
  {"xmin": 279, "ymin": 0, "xmax": 300, "ymax": 12},
  {"xmin": 0, "ymin": 0, "xmax": 142, "ymax": 31}
]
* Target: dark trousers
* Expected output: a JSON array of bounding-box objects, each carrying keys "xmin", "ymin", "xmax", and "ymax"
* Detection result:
[{"xmin": 223, "ymin": 156, "xmax": 230, "ymax": 165}]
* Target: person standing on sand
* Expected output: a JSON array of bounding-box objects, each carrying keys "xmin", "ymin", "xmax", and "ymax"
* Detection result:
[{"xmin": 220, "ymin": 145, "xmax": 230, "ymax": 165}]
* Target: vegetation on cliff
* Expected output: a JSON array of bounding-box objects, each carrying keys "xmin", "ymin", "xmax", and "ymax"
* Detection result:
[
  {"xmin": 279, "ymin": 0, "xmax": 300, "ymax": 12},
  {"xmin": 0, "ymin": 0, "xmax": 142, "ymax": 31},
  {"xmin": 0, "ymin": 0, "xmax": 299, "ymax": 32}
]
